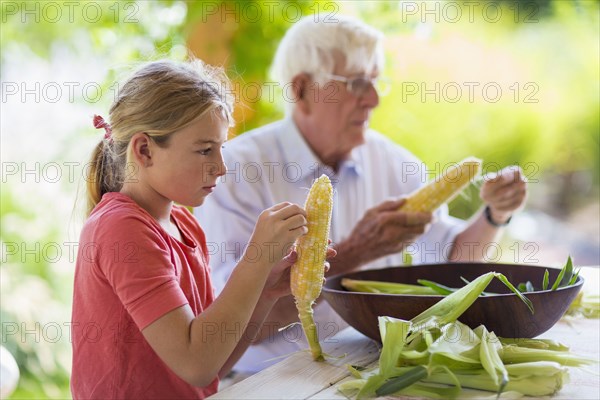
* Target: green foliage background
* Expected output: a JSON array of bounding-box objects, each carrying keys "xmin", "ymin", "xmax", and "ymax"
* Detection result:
[{"xmin": 1, "ymin": 0, "xmax": 598, "ymax": 398}]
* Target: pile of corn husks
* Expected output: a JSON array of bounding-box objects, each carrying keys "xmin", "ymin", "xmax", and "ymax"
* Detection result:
[{"xmin": 338, "ymin": 272, "xmax": 594, "ymax": 399}]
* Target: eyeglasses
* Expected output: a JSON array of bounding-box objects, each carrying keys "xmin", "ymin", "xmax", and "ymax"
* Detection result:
[{"xmin": 322, "ymin": 73, "xmax": 391, "ymax": 97}]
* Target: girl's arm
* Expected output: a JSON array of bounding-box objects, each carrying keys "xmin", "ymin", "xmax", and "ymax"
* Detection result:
[
  {"xmin": 141, "ymin": 203, "xmax": 306, "ymax": 387},
  {"xmin": 217, "ymin": 287, "xmax": 280, "ymax": 378}
]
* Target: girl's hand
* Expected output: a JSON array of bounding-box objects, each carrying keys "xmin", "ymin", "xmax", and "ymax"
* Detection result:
[
  {"xmin": 245, "ymin": 202, "xmax": 308, "ymax": 269},
  {"xmin": 262, "ymin": 245, "xmax": 337, "ymax": 301}
]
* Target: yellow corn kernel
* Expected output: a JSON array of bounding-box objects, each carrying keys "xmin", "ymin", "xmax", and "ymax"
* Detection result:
[
  {"xmin": 400, "ymin": 157, "xmax": 482, "ymax": 212},
  {"xmin": 291, "ymin": 174, "xmax": 333, "ymax": 361}
]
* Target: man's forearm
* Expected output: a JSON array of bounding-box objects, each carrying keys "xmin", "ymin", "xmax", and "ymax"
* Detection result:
[{"xmin": 449, "ymin": 210, "xmax": 505, "ymax": 262}]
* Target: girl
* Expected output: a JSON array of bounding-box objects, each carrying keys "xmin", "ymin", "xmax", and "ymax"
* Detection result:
[{"xmin": 71, "ymin": 59, "xmax": 316, "ymax": 399}]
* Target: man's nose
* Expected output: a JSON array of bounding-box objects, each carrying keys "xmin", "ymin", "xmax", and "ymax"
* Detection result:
[{"xmin": 361, "ymin": 83, "xmax": 380, "ymax": 108}]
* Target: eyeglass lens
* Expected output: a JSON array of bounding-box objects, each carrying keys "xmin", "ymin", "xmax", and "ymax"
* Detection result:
[{"xmin": 351, "ymin": 77, "xmax": 390, "ymax": 96}]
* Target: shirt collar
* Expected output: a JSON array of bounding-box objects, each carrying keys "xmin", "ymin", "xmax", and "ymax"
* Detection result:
[
  {"xmin": 278, "ymin": 117, "xmax": 363, "ymax": 184},
  {"xmin": 346, "ymin": 146, "xmax": 363, "ymax": 176}
]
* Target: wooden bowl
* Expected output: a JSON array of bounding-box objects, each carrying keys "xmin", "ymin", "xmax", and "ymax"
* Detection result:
[{"xmin": 322, "ymin": 263, "xmax": 583, "ymax": 341}]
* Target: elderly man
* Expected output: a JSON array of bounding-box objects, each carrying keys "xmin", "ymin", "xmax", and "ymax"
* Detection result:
[{"xmin": 195, "ymin": 15, "xmax": 527, "ymax": 375}]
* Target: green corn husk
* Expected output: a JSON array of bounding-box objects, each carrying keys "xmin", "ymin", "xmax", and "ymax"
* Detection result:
[
  {"xmin": 581, "ymin": 294, "xmax": 600, "ymax": 318},
  {"xmin": 501, "ymin": 345, "xmax": 594, "ymax": 366},
  {"xmin": 342, "ymin": 359, "xmax": 573, "ymax": 398},
  {"xmin": 475, "ymin": 325, "xmax": 508, "ymax": 393},
  {"xmin": 427, "ymin": 322, "xmax": 481, "ymax": 368},
  {"xmin": 566, "ymin": 291, "xmax": 600, "ymax": 318},
  {"xmin": 341, "ymin": 278, "xmax": 438, "ymax": 295},
  {"xmin": 424, "ymin": 367, "xmax": 569, "ymax": 397},
  {"xmin": 354, "ymin": 317, "xmax": 412, "ymax": 399},
  {"xmin": 504, "ymin": 361, "xmax": 570, "ymax": 376},
  {"xmin": 517, "ymin": 281, "xmax": 535, "ymax": 293},
  {"xmin": 551, "ymin": 256, "xmax": 574, "ymax": 290},
  {"xmin": 346, "ymin": 257, "xmax": 582, "ymax": 301},
  {"xmin": 499, "ymin": 338, "xmax": 569, "ymax": 351},
  {"xmin": 542, "ymin": 269, "xmax": 550, "ymax": 290},
  {"xmin": 410, "ymin": 272, "xmax": 496, "ymax": 329},
  {"xmin": 340, "ymin": 375, "xmax": 525, "ymax": 399},
  {"xmin": 411, "ymin": 272, "xmax": 533, "ymax": 331},
  {"xmin": 417, "ymin": 279, "xmax": 457, "ymax": 295},
  {"xmin": 513, "ymin": 255, "xmax": 581, "ymax": 293},
  {"xmin": 375, "ymin": 365, "xmax": 429, "ymax": 396}
]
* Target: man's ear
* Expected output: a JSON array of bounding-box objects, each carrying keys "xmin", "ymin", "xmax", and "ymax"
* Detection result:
[
  {"xmin": 130, "ymin": 132, "xmax": 153, "ymax": 168},
  {"xmin": 291, "ymin": 73, "xmax": 312, "ymax": 114}
]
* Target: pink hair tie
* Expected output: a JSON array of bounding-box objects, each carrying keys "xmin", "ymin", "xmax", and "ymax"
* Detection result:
[{"xmin": 93, "ymin": 114, "xmax": 112, "ymax": 140}]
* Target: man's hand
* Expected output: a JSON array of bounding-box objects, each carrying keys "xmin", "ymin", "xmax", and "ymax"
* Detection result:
[
  {"xmin": 480, "ymin": 166, "xmax": 528, "ymax": 224},
  {"xmin": 338, "ymin": 198, "xmax": 432, "ymax": 269}
]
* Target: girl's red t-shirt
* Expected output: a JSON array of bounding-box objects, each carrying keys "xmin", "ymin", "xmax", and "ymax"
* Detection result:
[{"xmin": 71, "ymin": 192, "xmax": 218, "ymax": 399}]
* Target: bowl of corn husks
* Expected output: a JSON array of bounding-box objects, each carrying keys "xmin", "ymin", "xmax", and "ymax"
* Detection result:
[{"xmin": 321, "ymin": 261, "xmax": 583, "ymax": 341}]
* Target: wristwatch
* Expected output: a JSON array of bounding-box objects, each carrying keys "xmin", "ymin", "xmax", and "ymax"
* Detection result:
[{"xmin": 484, "ymin": 205, "xmax": 512, "ymax": 227}]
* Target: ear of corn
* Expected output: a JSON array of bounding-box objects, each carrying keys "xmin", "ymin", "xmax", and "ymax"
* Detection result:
[
  {"xmin": 291, "ymin": 174, "xmax": 333, "ymax": 361},
  {"xmin": 400, "ymin": 157, "xmax": 482, "ymax": 212}
]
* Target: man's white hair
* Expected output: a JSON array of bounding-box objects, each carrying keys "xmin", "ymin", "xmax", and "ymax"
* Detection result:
[{"xmin": 270, "ymin": 14, "xmax": 385, "ymax": 114}]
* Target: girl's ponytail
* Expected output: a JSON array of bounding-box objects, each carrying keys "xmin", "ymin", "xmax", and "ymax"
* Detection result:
[
  {"xmin": 85, "ymin": 115, "xmax": 125, "ymax": 215},
  {"xmin": 85, "ymin": 140, "xmax": 106, "ymax": 215}
]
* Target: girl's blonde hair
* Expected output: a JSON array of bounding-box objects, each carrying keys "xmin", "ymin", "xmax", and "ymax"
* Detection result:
[{"xmin": 86, "ymin": 58, "xmax": 234, "ymax": 215}]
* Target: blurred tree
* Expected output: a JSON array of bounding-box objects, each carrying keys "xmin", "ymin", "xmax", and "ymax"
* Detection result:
[{"xmin": 184, "ymin": 0, "xmax": 322, "ymax": 135}]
